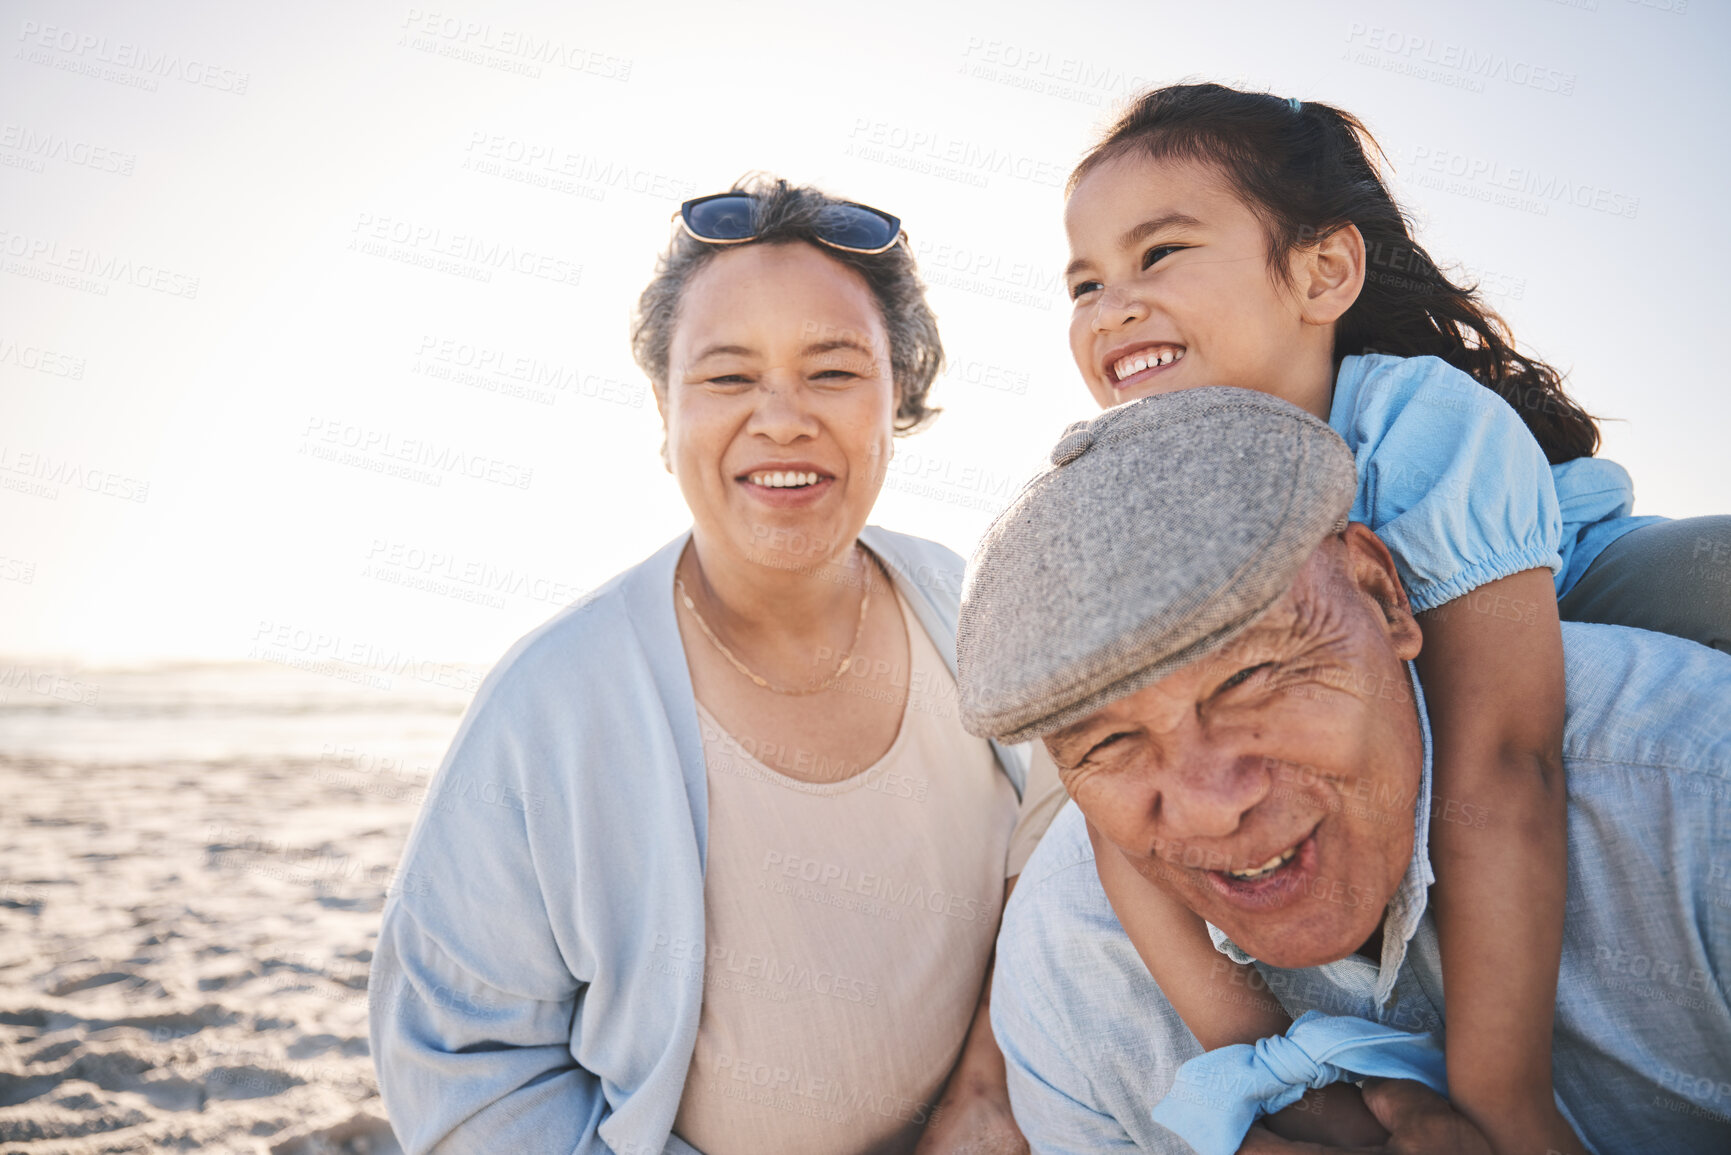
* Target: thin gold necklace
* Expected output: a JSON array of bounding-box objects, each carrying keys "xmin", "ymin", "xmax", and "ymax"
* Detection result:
[{"xmin": 676, "ymin": 549, "xmax": 873, "ymax": 696}]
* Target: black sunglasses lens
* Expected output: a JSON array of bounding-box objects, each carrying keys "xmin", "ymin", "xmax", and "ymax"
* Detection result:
[
  {"xmin": 816, "ymin": 205, "xmax": 899, "ymax": 251},
  {"xmin": 684, "ymin": 195, "xmax": 758, "ymax": 241}
]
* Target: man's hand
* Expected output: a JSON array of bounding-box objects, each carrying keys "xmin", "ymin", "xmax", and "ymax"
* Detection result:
[{"xmin": 1237, "ymin": 1079, "xmax": 1493, "ymax": 1154}]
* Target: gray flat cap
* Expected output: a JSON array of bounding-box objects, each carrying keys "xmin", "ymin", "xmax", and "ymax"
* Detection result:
[{"xmin": 957, "ymin": 387, "xmax": 1356, "ymax": 743}]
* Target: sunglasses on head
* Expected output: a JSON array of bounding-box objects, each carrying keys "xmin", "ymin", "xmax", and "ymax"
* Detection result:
[{"xmin": 675, "ymin": 192, "xmax": 908, "ymax": 255}]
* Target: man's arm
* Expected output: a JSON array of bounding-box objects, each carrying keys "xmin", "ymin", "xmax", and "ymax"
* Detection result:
[{"xmin": 987, "ymin": 889, "xmax": 1144, "ymax": 1155}]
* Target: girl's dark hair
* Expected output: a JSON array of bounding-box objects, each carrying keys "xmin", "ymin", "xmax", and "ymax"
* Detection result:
[
  {"xmin": 1072, "ymin": 83, "xmax": 1598, "ymax": 463},
  {"xmin": 631, "ymin": 174, "xmax": 942, "ymax": 434}
]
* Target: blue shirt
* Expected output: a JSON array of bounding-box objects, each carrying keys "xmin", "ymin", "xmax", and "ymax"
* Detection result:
[
  {"xmin": 992, "ymin": 622, "xmax": 1731, "ymax": 1154},
  {"xmin": 367, "ymin": 528, "xmax": 1029, "ymax": 1155},
  {"xmin": 1329, "ymin": 354, "xmax": 1663, "ymax": 609}
]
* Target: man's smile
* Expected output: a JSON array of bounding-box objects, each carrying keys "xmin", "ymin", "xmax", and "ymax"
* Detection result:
[
  {"xmin": 1201, "ymin": 824, "xmax": 1321, "ymax": 911},
  {"xmin": 1223, "ymin": 841, "xmax": 1301, "ymax": 880}
]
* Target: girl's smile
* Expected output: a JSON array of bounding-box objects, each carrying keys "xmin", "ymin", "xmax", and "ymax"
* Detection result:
[{"xmin": 1103, "ymin": 341, "xmax": 1187, "ymax": 392}]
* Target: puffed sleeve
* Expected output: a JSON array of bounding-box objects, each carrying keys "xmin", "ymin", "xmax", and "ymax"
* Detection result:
[{"xmin": 1331, "ymin": 355, "xmax": 1563, "ymax": 613}]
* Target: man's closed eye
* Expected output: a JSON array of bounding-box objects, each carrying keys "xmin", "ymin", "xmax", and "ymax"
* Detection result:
[{"xmin": 1216, "ymin": 663, "xmax": 1274, "ymax": 694}]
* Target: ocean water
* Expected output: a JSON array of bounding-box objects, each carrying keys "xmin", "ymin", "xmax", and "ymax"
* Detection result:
[{"xmin": 0, "ymin": 658, "xmax": 474, "ymax": 769}]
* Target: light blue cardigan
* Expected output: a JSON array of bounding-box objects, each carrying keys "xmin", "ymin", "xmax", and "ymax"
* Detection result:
[{"xmin": 368, "ymin": 528, "xmax": 1030, "ymax": 1155}]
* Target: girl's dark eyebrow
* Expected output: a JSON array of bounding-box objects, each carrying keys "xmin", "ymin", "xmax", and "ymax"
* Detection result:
[
  {"xmin": 1065, "ymin": 211, "xmax": 1206, "ymax": 280},
  {"xmin": 1116, "ymin": 211, "xmax": 1205, "ymax": 251}
]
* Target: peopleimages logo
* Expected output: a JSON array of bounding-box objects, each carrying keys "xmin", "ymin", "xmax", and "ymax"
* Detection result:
[
  {"xmin": 300, "ymin": 417, "xmax": 534, "ymax": 491},
  {"xmin": 349, "ymin": 213, "xmax": 583, "ymax": 288},
  {"xmin": 1343, "ymin": 23, "xmax": 1578, "ymax": 96},
  {"xmin": 845, "ymin": 120, "xmax": 1067, "ymax": 189},
  {"xmin": 0, "ymin": 664, "xmax": 100, "ymax": 705},
  {"xmin": 15, "ymin": 20, "xmax": 251, "ymax": 93},
  {"xmin": 362, "ymin": 538, "xmax": 585, "ymax": 608},
  {"xmin": 0, "ymin": 337, "xmax": 86, "ymax": 379},
  {"xmin": 760, "ymin": 850, "xmax": 992, "ymax": 923},
  {"xmin": 1409, "ymin": 146, "xmax": 1639, "ymax": 219},
  {"xmin": 462, "ymin": 132, "xmax": 695, "ymax": 202},
  {"xmin": 249, "ymin": 619, "xmax": 483, "ymax": 694},
  {"xmin": 413, "ymin": 336, "xmax": 647, "ymax": 409},
  {"xmin": 0, "ymin": 123, "xmax": 136, "ymax": 175},
  {"xmin": 0, "ymin": 446, "xmax": 149, "ymax": 503},
  {"xmin": 957, "ymin": 36, "xmax": 1153, "ymax": 104},
  {"xmin": 0, "ymin": 229, "xmax": 200, "ymax": 298},
  {"xmin": 398, "ymin": 8, "xmax": 632, "ymax": 80}
]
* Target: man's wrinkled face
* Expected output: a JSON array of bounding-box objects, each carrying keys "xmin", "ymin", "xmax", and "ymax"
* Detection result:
[{"xmin": 1045, "ymin": 527, "xmax": 1426, "ymax": 968}]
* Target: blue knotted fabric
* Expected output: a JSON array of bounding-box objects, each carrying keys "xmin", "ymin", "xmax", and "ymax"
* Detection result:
[{"xmin": 1150, "ymin": 1010, "xmax": 1448, "ymax": 1155}]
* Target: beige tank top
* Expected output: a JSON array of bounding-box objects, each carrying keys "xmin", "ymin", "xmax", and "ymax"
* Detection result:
[{"xmin": 672, "ymin": 589, "xmax": 1022, "ymax": 1155}]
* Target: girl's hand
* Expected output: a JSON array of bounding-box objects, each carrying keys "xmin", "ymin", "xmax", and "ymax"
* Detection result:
[
  {"xmin": 915, "ymin": 876, "xmax": 1030, "ymax": 1155},
  {"xmin": 914, "ymin": 1089, "xmax": 1028, "ymax": 1155},
  {"xmin": 1237, "ymin": 1079, "xmax": 1492, "ymax": 1155}
]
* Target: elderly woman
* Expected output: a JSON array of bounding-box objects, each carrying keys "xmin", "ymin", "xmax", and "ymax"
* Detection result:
[{"xmin": 368, "ymin": 177, "xmax": 1063, "ymax": 1155}]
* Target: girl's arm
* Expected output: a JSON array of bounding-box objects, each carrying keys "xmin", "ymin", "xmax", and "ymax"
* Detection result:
[
  {"xmin": 1414, "ymin": 567, "xmax": 1583, "ymax": 1155},
  {"xmin": 1087, "ymin": 822, "xmax": 1389, "ymax": 1146}
]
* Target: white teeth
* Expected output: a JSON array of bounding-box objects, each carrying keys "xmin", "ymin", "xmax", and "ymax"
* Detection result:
[
  {"xmin": 750, "ymin": 471, "xmax": 821, "ymax": 488},
  {"xmin": 1224, "ymin": 844, "xmax": 1299, "ymax": 881},
  {"xmin": 1113, "ymin": 347, "xmax": 1186, "ymax": 381}
]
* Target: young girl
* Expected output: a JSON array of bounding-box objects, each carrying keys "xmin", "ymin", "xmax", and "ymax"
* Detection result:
[{"xmin": 1058, "ymin": 83, "xmax": 1731, "ymax": 1154}]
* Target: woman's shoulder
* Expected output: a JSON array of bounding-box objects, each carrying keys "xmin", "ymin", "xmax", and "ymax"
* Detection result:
[
  {"xmin": 861, "ymin": 525, "xmax": 967, "ymax": 608},
  {"xmin": 471, "ymin": 535, "xmax": 685, "ymax": 712}
]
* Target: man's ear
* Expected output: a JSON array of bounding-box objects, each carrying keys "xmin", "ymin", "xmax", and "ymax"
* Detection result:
[
  {"xmin": 1341, "ymin": 523, "xmax": 1422, "ymax": 661},
  {"xmin": 1292, "ymin": 223, "xmax": 1366, "ymax": 327}
]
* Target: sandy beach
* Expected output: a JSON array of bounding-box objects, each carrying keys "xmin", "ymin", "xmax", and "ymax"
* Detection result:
[{"xmin": 0, "ymin": 661, "xmax": 473, "ymax": 1153}]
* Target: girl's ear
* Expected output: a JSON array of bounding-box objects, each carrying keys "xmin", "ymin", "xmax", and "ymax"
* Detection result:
[{"xmin": 1294, "ymin": 222, "xmax": 1366, "ymax": 327}]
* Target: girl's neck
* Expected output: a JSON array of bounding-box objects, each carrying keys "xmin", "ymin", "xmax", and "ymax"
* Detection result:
[{"xmin": 1277, "ymin": 333, "xmax": 1340, "ymax": 423}]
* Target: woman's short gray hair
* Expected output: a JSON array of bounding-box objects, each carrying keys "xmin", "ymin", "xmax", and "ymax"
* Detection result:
[{"xmin": 630, "ymin": 175, "xmax": 943, "ymax": 434}]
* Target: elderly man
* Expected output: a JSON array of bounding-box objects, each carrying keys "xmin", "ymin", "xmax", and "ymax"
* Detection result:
[{"xmin": 957, "ymin": 389, "xmax": 1731, "ymax": 1154}]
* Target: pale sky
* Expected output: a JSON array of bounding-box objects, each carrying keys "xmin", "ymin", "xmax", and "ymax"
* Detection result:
[{"xmin": 3, "ymin": 0, "xmax": 1726, "ymax": 666}]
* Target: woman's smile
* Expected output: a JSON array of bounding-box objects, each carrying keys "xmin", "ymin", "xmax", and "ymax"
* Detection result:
[{"xmin": 736, "ymin": 460, "xmax": 838, "ymax": 508}]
